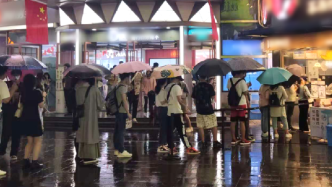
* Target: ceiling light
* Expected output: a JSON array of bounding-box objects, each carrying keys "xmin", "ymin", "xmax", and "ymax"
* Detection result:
[
  {"xmin": 92, "ymin": 28, "xmax": 97, "ymax": 31},
  {"xmin": 166, "ymin": 27, "xmax": 171, "ymax": 29}
]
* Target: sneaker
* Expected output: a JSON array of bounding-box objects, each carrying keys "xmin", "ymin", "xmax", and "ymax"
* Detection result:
[
  {"xmin": 31, "ymin": 160, "xmax": 43, "ymax": 170},
  {"xmin": 0, "ymin": 170, "xmax": 6, "ymax": 176},
  {"xmin": 186, "ymin": 147, "xmax": 200, "ymax": 155},
  {"xmin": 247, "ymin": 137, "xmax": 256, "ymax": 142},
  {"xmin": 133, "ymin": 118, "xmax": 138, "ymax": 123},
  {"xmin": 231, "ymin": 140, "xmax": 239, "ymax": 145},
  {"xmin": 285, "ymin": 133, "xmax": 292, "ymax": 138},
  {"xmin": 157, "ymin": 145, "xmax": 169, "ymax": 153},
  {"xmin": 240, "ymin": 139, "xmax": 251, "ymax": 145},
  {"xmin": 22, "ymin": 159, "xmax": 30, "ymax": 169},
  {"xmin": 213, "ymin": 141, "xmax": 222, "ymax": 149},
  {"xmin": 114, "ymin": 150, "xmax": 119, "ymax": 156},
  {"xmin": 10, "ymin": 156, "xmax": 18, "ymax": 161},
  {"xmin": 261, "ymin": 132, "xmax": 269, "ymax": 138},
  {"xmin": 117, "ymin": 151, "xmax": 132, "ymax": 158},
  {"xmin": 274, "ymin": 134, "xmax": 279, "ymax": 139}
]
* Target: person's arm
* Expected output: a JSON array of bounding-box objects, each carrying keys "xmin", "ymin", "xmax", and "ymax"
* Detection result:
[
  {"xmin": 241, "ymin": 80, "xmax": 250, "ymax": 108},
  {"xmin": 177, "ymin": 95, "xmax": 187, "ymax": 109},
  {"xmin": 121, "ymin": 92, "xmax": 132, "ymax": 119},
  {"xmin": 304, "ymin": 86, "xmax": 312, "ymax": 98},
  {"xmin": 281, "ymin": 86, "xmax": 288, "ymax": 100},
  {"xmin": 2, "ymin": 82, "xmax": 18, "ymax": 104}
]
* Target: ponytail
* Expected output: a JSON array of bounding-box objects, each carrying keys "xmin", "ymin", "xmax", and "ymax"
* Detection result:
[{"xmin": 155, "ymin": 79, "xmax": 167, "ymax": 94}]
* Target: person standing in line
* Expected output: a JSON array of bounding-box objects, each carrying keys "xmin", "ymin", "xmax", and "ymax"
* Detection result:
[
  {"xmin": 131, "ymin": 71, "xmax": 143, "ymax": 123},
  {"xmin": 268, "ymin": 84, "xmax": 292, "ymax": 139},
  {"xmin": 259, "ymin": 84, "xmax": 270, "ymax": 138},
  {"xmin": 142, "ymin": 71, "xmax": 156, "ymax": 121},
  {"xmin": 164, "ymin": 76, "xmax": 200, "ymax": 155},
  {"xmin": 227, "ymin": 71, "xmax": 251, "ymax": 145},
  {"xmin": 63, "ymin": 63, "xmax": 74, "ymax": 116},
  {"xmin": 192, "ymin": 75, "xmax": 222, "ymax": 149},
  {"xmin": 0, "ymin": 70, "xmax": 22, "ymax": 160},
  {"xmin": 75, "ymin": 78, "xmax": 105, "ymax": 164},
  {"xmin": 0, "ymin": 66, "xmax": 18, "ymax": 175},
  {"xmin": 114, "ymin": 73, "xmax": 133, "ymax": 158},
  {"xmin": 178, "ymin": 81, "xmax": 193, "ymax": 133},
  {"xmin": 21, "ymin": 74, "xmax": 45, "ymax": 169},
  {"xmin": 285, "ymin": 84, "xmax": 297, "ymax": 131},
  {"xmin": 155, "ymin": 79, "xmax": 169, "ymax": 153},
  {"xmin": 298, "ymin": 78, "xmax": 311, "ymax": 132}
]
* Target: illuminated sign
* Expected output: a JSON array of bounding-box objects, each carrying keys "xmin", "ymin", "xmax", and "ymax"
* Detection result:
[
  {"xmin": 188, "ymin": 29, "xmax": 212, "ymax": 41},
  {"xmin": 109, "ymin": 31, "xmax": 160, "ymax": 41}
]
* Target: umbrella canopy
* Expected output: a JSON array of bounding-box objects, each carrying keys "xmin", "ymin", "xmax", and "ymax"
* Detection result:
[
  {"xmin": 63, "ymin": 64, "xmax": 111, "ymax": 78},
  {"xmin": 286, "ymin": 64, "xmax": 304, "ymax": 77},
  {"xmin": 192, "ymin": 58, "xmax": 232, "ymax": 78},
  {"xmin": 257, "ymin": 67, "xmax": 292, "ymax": 85},
  {"xmin": 0, "ymin": 55, "xmax": 47, "ymax": 70},
  {"xmin": 111, "ymin": 61, "xmax": 151, "ymax": 75},
  {"xmin": 227, "ymin": 57, "xmax": 265, "ymax": 72},
  {"xmin": 151, "ymin": 65, "xmax": 191, "ymax": 79}
]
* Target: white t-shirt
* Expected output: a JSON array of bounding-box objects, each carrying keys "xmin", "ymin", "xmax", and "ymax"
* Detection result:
[
  {"xmin": 165, "ymin": 83, "xmax": 183, "ymax": 116},
  {"xmin": 227, "ymin": 78, "xmax": 248, "ymax": 106},
  {"xmin": 155, "ymin": 89, "xmax": 167, "ymax": 107},
  {"xmin": 0, "ymin": 79, "xmax": 10, "ymax": 113}
]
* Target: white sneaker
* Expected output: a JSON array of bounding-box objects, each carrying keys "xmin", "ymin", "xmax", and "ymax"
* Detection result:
[
  {"xmin": 274, "ymin": 134, "xmax": 279, "ymax": 139},
  {"xmin": 117, "ymin": 151, "xmax": 132, "ymax": 158},
  {"xmin": 133, "ymin": 118, "xmax": 138, "ymax": 123},
  {"xmin": 10, "ymin": 156, "xmax": 17, "ymax": 161},
  {"xmin": 286, "ymin": 133, "xmax": 292, "ymax": 138},
  {"xmin": 114, "ymin": 150, "xmax": 119, "ymax": 156},
  {"xmin": 261, "ymin": 132, "xmax": 269, "ymax": 138},
  {"xmin": 0, "ymin": 170, "xmax": 6, "ymax": 176},
  {"xmin": 157, "ymin": 145, "xmax": 169, "ymax": 153}
]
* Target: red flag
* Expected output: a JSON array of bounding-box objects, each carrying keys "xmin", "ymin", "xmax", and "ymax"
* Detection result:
[
  {"xmin": 208, "ymin": 0, "xmax": 219, "ymax": 41},
  {"xmin": 25, "ymin": 0, "xmax": 49, "ymax": 44}
]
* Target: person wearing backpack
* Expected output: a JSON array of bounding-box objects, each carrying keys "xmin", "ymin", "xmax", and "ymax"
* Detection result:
[
  {"xmin": 165, "ymin": 76, "xmax": 200, "ymax": 155},
  {"xmin": 114, "ymin": 73, "xmax": 133, "ymax": 158},
  {"xmin": 298, "ymin": 78, "xmax": 311, "ymax": 132},
  {"xmin": 227, "ymin": 71, "xmax": 251, "ymax": 145},
  {"xmin": 268, "ymin": 84, "xmax": 292, "ymax": 139}
]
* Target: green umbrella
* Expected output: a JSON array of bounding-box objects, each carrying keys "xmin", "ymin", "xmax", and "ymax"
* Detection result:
[{"xmin": 257, "ymin": 67, "xmax": 292, "ymax": 85}]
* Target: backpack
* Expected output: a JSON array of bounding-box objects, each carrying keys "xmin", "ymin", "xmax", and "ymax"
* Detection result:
[
  {"xmin": 228, "ymin": 78, "xmax": 244, "ymax": 107},
  {"xmin": 106, "ymin": 85, "xmax": 124, "ymax": 115},
  {"xmin": 269, "ymin": 89, "xmax": 282, "ymax": 107},
  {"xmin": 167, "ymin": 84, "xmax": 177, "ymax": 101}
]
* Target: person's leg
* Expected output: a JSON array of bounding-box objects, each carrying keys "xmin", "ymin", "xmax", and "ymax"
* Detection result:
[
  {"xmin": 144, "ymin": 96, "xmax": 148, "ymax": 113},
  {"xmin": 212, "ymin": 127, "xmax": 218, "ymax": 141},
  {"xmin": 132, "ymin": 95, "xmax": 139, "ymax": 119},
  {"xmin": 230, "ymin": 108, "xmax": 238, "ymax": 142},
  {"xmin": 166, "ymin": 116, "xmax": 174, "ymax": 150},
  {"xmin": 114, "ymin": 114, "xmax": 120, "ymax": 151},
  {"xmin": 303, "ymin": 104, "xmax": 309, "ymax": 131},
  {"xmin": 10, "ymin": 119, "xmax": 21, "ymax": 156},
  {"xmin": 198, "ymin": 128, "xmax": 205, "ymax": 142},
  {"xmin": 231, "ymin": 122, "xmax": 237, "ymax": 142},
  {"xmin": 240, "ymin": 121, "xmax": 246, "ymax": 141},
  {"xmin": 280, "ymin": 116, "xmax": 290, "ymax": 134},
  {"xmin": 32, "ymin": 136, "xmax": 42, "ymax": 161},
  {"xmin": 260, "ymin": 108, "xmax": 268, "ymax": 134},
  {"xmin": 64, "ymin": 89, "xmax": 71, "ymax": 114},
  {"xmin": 196, "ymin": 114, "xmax": 205, "ymax": 142},
  {"xmin": 174, "ymin": 115, "xmax": 192, "ymax": 148},
  {"xmin": 0, "ymin": 116, "xmax": 11, "ymax": 155},
  {"xmin": 24, "ymin": 136, "xmax": 34, "ymax": 159},
  {"xmin": 286, "ymin": 102, "xmax": 294, "ymax": 130},
  {"xmin": 299, "ymin": 103, "xmax": 308, "ymax": 131},
  {"xmin": 118, "ymin": 113, "xmax": 127, "ymax": 153},
  {"xmin": 159, "ymin": 108, "xmax": 168, "ymax": 145},
  {"xmin": 272, "ymin": 117, "xmax": 278, "ymax": 135}
]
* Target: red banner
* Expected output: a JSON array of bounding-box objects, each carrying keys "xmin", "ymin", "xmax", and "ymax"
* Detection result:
[
  {"xmin": 208, "ymin": 0, "xmax": 219, "ymax": 41},
  {"xmin": 25, "ymin": 0, "xmax": 49, "ymax": 44}
]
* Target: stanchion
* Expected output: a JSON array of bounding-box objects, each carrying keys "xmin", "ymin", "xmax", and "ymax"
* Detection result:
[
  {"xmin": 268, "ymin": 106, "xmax": 271, "ymax": 143},
  {"xmin": 221, "ymin": 110, "xmax": 225, "ymax": 150},
  {"xmin": 164, "ymin": 114, "xmax": 180, "ymax": 161}
]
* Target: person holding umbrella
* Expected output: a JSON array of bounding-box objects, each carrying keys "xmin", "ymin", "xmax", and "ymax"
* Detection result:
[{"xmin": 298, "ymin": 77, "xmax": 311, "ymax": 132}]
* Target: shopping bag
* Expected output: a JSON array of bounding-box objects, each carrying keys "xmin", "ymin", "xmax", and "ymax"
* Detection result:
[{"xmin": 126, "ymin": 119, "xmax": 132, "ymax": 129}]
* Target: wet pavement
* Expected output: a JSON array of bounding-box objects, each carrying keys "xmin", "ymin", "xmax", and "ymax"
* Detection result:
[{"xmin": 0, "ymin": 124, "xmax": 331, "ymax": 187}]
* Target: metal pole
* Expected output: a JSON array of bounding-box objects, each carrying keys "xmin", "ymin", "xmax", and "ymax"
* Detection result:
[
  {"xmin": 268, "ymin": 106, "xmax": 271, "ymax": 143},
  {"xmin": 222, "ymin": 110, "xmax": 225, "ymax": 149}
]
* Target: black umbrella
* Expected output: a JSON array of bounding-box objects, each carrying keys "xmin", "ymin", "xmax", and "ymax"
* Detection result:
[
  {"xmin": 192, "ymin": 58, "xmax": 232, "ymax": 79},
  {"xmin": 0, "ymin": 55, "xmax": 47, "ymax": 70},
  {"xmin": 282, "ymin": 75, "xmax": 301, "ymax": 88},
  {"xmin": 227, "ymin": 57, "xmax": 265, "ymax": 72},
  {"xmin": 63, "ymin": 64, "xmax": 111, "ymax": 78}
]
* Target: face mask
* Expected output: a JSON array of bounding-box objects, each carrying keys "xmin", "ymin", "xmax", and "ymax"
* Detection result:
[{"xmin": 15, "ymin": 76, "xmax": 20, "ymax": 80}]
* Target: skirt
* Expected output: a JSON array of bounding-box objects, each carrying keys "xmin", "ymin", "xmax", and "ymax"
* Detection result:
[{"xmin": 78, "ymin": 143, "xmax": 101, "ymax": 159}]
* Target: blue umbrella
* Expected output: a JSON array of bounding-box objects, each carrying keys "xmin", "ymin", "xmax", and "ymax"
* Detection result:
[{"xmin": 257, "ymin": 67, "xmax": 292, "ymax": 85}]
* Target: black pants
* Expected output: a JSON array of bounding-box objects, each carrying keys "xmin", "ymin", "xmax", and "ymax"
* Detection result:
[
  {"xmin": 0, "ymin": 116, "xmax": 21, "ymax": 156},
  {"xmin": 299, "ymin": 100, "xmax": 309, "ymax": 131},
  {"xmin": 144, "ymin": 93, "xmax": 155, "ymax": 119},
  {"xmin": 132, "ymin": 95, "xmax": 139, "ymax": 118},
  {"xmin": 166, "ymin": 114, "xmax": 192, "ymax": 150},
  {"xmin": 64, "ymin": 89, "xmax": 74, "ymax": 114},
  {"xmin": 286, "ymin": 102, "xmax": 295, "ymax": 129}
]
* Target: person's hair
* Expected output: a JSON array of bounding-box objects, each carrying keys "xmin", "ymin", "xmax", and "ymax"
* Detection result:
[
  {"xmin": 83, "ymin": 78, "xmax": 95, "ymax": 86},
  {"xmin": 22, "ymin": 74, "xmax": 36, "ymax": 103},
  {"xmin": 64, "ymin": 63, "xmax": 71, "ymax": 68},
  {"xmin": 153, "ymin": 62, "xmax": 159, "ymax": 68},
  {"xmin": 155, "ymin": 79, "xmax": 167, "ymax": 94},
  {"xmin": 198, "ymin": 75, "xmax": 207, "ymax": 80},
  {"xmin": 270, "ymin": 83, "xmax": 280, "ymax": 90},
  {"xmin": 119, "ymin": 73, "xmax": 130, "ymax": 81},
  {"xmin": 119, "ymin": 61, "xmax": 124, "ymax": 64},
  {"xmin": 11, "ymin": 69, "xmax": 22, "ymax": 76},
  {"xmin": 0, "ymin": 66, "xmax": 8, "ymax": 77},
  {"xmin": 43, "ymin": 73, "xmax": 51, "ymax": 79},
  {"xmin": 231, "ymin": 71, "xmax": 244, "ymax": 77}
]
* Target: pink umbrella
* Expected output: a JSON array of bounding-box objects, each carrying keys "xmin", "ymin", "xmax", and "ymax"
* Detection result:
[
  {"xmin": 286, "ymin": 64, "xmax": 304, "ymax": 77},
  {"xmin": 111, "ymin": 61, "xmax": 151, "ymax": 75}
]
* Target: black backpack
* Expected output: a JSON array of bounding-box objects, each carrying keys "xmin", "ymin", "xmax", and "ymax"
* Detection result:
[
  {"xmin": 228, "ymin": 78, "xmax": 244, "ymax": 107},
  {"xmin": 105, "ymin": 85, "xmax": 124, "ymax": 115},
  {"xmin": 269, "ymin": 90, "xmax": 282, "ymax": 107}
]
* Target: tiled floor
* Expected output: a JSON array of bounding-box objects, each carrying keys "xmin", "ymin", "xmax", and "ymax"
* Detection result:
[{"xmin": 0, "ymin": 122, "xmax": 331, "ymax": 187}]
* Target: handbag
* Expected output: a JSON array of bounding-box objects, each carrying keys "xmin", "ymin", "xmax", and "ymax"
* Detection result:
[
  {"xmin": 75, "ymin": 85, "xmax": 92, "ymax": 119},
  {"xmin": 15, "ymin": 97, "xmax": 23, "ymax": 118},
  {"xmin": 126, "ymin": 119, "xmax": 132, "ymax": 129}
]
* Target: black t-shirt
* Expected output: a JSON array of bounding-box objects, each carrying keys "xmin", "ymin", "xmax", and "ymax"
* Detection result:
[
  {"xmin": 21, "ymin": 89, "xmax": 43, "ymax": 122},
  {"xmin": 192, "ymin": 82, "xmax": 215, "ymax": 115}
]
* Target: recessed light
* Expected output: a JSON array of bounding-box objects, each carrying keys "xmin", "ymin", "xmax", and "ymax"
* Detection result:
[
  {"xmin": 166, "ymin": 27, "xmax": 171, "ymax": 29},
  {"xmin": 92, "ymin": 28, "xmax": 97, "ymax": 31}
]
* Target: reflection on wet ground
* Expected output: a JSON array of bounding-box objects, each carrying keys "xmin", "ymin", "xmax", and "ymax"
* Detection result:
[{"xmin": 0, "ymin": 126, "xmax": 331, "ymax": 187}]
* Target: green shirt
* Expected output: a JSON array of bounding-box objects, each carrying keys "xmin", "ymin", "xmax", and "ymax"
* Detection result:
[{"xmin": 116, "ymin": 84, "xmax": 128, "ymax": 113}]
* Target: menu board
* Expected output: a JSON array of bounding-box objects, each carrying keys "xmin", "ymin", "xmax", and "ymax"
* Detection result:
[
  {"xmin": 307, "ymin": 60, "xmax": 319, "ymax": 80},
  {"xmin": 311, "ymin": 81, "xmax": 326, "ymax": 99},
  {"xmin": 310, "ymin": 107, "xmax": 331, "ymax": 139}
]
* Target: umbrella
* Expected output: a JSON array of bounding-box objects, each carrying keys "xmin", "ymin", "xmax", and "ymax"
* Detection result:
[
  {"xmin": 227, "ymin": 57, "xmax": 265, "ymax": 72},
  {"xmin": 192, "ymin": 58, "xmax": 232, "ymax": 78},
  {"xmin": 286, "ymin": 64, "xmax": 304, "ymax": 77},
  {"xmin": 151, "ymin": 65, "xmax": 191, "ymax": 79},
  {"xmin": 0, "ymin": 55, "xmax": 47, "ymax": 70},
  {"xmin": 111, "ymin": 61, "xmax": 151, "ymax": 75},
  {"xmin": 257, "ymin": 67, "xmax": 292, "ymax": 85},
  {"xmin": 63, "ymin": 64, "xmax": 111, "ymax": 78},
  {"xmin": 282, "ymin": 75, "xmax": 301, "ymax": 88}
]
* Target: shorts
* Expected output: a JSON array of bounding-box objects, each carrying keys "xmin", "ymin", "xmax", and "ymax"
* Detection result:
[
  {"xmin": 230, "ymin": 105, "xmax": 247, "ymax": 122},
  {"xmin": 196, "ymin": 114, "xmax": 217, "ymax": 129}
]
